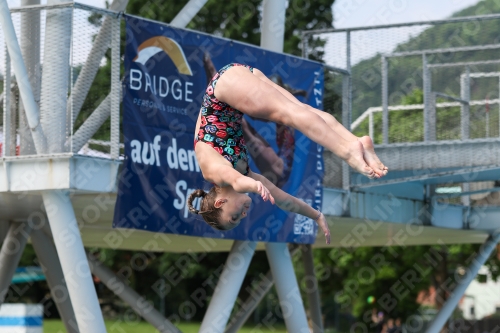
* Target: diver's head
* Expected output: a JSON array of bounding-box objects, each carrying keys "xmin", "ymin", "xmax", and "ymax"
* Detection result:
[{"xmin": 187, "ymin": 186, "xmax": 251, "ymax": 230}]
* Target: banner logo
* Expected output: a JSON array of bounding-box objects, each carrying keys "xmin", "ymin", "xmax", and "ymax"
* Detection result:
[{"xmin": 133, "ymin": 36, "xmax": 193, "ymax": 76}]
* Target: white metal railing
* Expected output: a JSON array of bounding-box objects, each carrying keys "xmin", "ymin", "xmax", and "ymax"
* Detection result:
[{"xmin": 352, "ymin": 98, "xmax": 500, "ymax": 140}]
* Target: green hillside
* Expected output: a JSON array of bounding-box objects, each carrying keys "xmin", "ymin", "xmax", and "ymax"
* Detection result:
[{"xmin": 348, "ymin": 0, "xmax": 500, "ymax": 143}]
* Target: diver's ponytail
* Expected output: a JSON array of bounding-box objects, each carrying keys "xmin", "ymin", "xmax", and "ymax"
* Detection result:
[
  {"xmin": 187, "ymin": 186, "xmax": 225, "ymax": 231},
  {"xmin": 187, "ymin": 189, "xmax": 207, "ymax": 214}
]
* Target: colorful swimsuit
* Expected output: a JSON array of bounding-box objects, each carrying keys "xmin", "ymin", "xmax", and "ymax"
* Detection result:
[{"xmin": 195, "ymin": 63, "xmax": 254, "ymax": 175}]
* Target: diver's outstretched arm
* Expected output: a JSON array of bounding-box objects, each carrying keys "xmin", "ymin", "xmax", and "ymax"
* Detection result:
[{"xmin": 249, "ymin": 171, "xmax": 330, "ymax": 244}]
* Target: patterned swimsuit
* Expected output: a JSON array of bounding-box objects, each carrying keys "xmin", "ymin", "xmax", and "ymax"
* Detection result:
[{"xmin": 195, "ymin": 63, "xmax": 254, "ymax": 175}]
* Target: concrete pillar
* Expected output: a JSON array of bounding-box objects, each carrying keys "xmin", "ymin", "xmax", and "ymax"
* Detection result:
[{"xmin": 200, "ymin": 241, "xmax": 256, "ymax": 332}]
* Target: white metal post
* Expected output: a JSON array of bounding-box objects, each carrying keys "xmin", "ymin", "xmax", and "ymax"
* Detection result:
[
  {"xmin": 381, "ymin": 56, "xmax": 389, "ymax": 144},
  {"xmin": 426, "ymin": 233, "xmax": 500, "ymax": 333},
  {"xmin": 0, "ymin": 0, "xmax": 47, "ymax": 154},
  {"xmin": 342, "ymin": 73, "xmax": 350, "ymax": 191},
  {"xmin": 39, "ymin": 0, "xmax": 72, "ymax": 153},
  {"xmin": 369, "ymin": 111, "xmax": 374, "ymax": 140},
  {"xmin": 200, "ymin": 241, "xmax": 257, "ymax": 333},
  {"xmin": 460, "ymin": 67, "xmax": 470, "ymax": 140},
  {"xmin": 170, "ymin": 0, "xmax": 209, "ymax": 28},
  {"xmin": 18, "ymin": 0, "xmax": 40, "ymax": 156},
  {"xmin": 423, "ymin": 54, "xmax": 431, "ymax": 142},
  {"xmin": 110, "ymin": 16, "xmax": 120, "ymax": 159},
  {"xmin": 260, "ymin": 0, "xmax": 286, "ymax": 51},
  {"xmin": 266, "ymin": 242, "xmax": 309, "ymax": 332},
  {"xmin": 8, "ymin": 85, "xmax": 17, "ymax": 156},
  {"xmin": 429, "ymin": 93, "xmax": 436, "ymax": 141},
  {"xmin": 486, "ymin": 103, "xmax": 490, "ymax": 138},
  {"xmin": 2, "ymin": 45, "xmax": 11, "ymax": 157},
  {"xmin": 42, "ymin": 191, "xmax": 106, "ymax": 333}
]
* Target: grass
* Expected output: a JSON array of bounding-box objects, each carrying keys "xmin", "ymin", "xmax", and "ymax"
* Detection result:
[{"xmin": 43, "ymin": 319, "xmax": 288, "ymax": 333}]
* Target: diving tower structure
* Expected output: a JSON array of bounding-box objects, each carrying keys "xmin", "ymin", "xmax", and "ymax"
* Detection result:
[{"xmin": 0, "ymin": 1, "xmax": 500, "ymax": 333}]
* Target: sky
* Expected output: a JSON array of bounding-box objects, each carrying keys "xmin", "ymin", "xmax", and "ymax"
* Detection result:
[
  {"xmin": 323, "ymin": 0, "xmax": 484, "ymax": 67},
  {"xmin": 333, "ymin": 0, "xmax": 480, "ymax": 28}
]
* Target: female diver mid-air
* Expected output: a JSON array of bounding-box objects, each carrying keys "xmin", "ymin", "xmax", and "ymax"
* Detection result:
[{"xmin": 187, "ymin": 63, "xmax": 388, "ymax": 243}]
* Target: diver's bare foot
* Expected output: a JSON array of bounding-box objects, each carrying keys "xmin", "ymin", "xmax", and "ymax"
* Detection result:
[
  {"xmin": 345, "ymin": 140, "xmax": 378, "ymax": 179},
  {"xmin": 359, "ymin": 136, "xmax": 388, "ymax": 177}
]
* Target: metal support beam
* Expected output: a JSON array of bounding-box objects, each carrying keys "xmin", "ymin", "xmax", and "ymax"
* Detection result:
[
  {"xmin": 18, "ymin": 0, "xmax": 40, "ymax": 156},
  {"xmin": 426, "ymin": 232, "xmax": 500, "ymax": 333},
  {"xmin": 0, "ymin": 222, "xmax": 32, "ymax": 304},
  {"xmin": 342, "ymin": 32, "xmax": 352, "ymax": 191},
  {"xmin": 200, "ymin": 241, "xmax": 257, "ymax": 333},
  {"xmin": 434, "ymin": 92, "xmax": 469, "ymax": 105},
  {"xmin": 381, "ymin": 56, "xmax": 389, "ymax": 144},
  {"xmin": 461, "ymin": 67, "xmax": 470, "ymax": 140},
  {"xmin": 225, "ymin": 246, "xmax": 300, "ymax": 333},
  {"xmin": 31, "ymin": 229, "xmax": 79, "ymax": 333},
  {"xmin": 266, "ymin": 242, "xmax": 309, "ymax": 332},
  {"xmin": 67, "ymin": 0, "xmax": 128, "ymax": 128},
  {"xmin": 225, "ymin": 271, "xmax": 273, "ymax": 333},
  {"xmin": 0, "ymin": 0, "xmax": 47, "ymax": 154},
  {"xmin": 302, "ymin": 244, "xmax": 323, "ymax": 333},
  {"xmin": 0, "ymin": 223, "xmax": 10, "ymax": 245},
  {"xmin": 170, "ymin": 0, "xmax": 208, "ymax": 28},
  {"xmin": 87, "ymin": 252, "xmax": 180, "ymax": 333},
  {"xmin": 428, "ymin": 59, "xmax": 500, "ymax": 69},
  {"xmin": 70, "ymin": 94, "xmax": 111, "ymax": 153},
  {"xmin": 42, "ymin": 191, "xmax": 106, "ymax": 333},
  {"xmin": 301, "ymin": 31, "xmax": 308, "ymax": 59},
  {"xmin": 369, "ymin": 111, "xmax": 374, "ymax": 140}
]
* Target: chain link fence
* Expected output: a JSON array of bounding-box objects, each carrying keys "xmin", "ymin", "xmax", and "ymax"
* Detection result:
[{"xmin": 0, "ymin": 3, "xmax": 121, "ymax": 158}]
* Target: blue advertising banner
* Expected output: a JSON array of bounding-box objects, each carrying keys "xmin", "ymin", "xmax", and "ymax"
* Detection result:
[{"xmin": 113, "ymin": 15, "xmax": 324, "ymax": 244}]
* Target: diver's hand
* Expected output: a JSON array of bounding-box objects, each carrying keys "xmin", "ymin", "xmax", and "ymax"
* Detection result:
[
  {"xmin": 316, "ymin": 213, "xmax": 330, "ymax": 244},
  {"xmin": 255, "ymin": 181, "xmax": 275, "ymax": 204}
]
